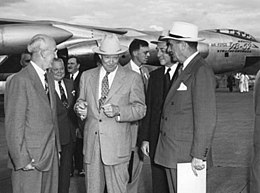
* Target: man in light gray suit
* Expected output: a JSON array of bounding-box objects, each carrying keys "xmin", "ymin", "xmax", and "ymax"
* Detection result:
[
  {"xmin": 5, "ymin": 34, "xmax": 60, "ymax": 193},
  {"xmin": 74, "ymin": 34, "xmax": 146, "ymax": 193},
  {"xmin": 154, "ymin": 22, "xmax": 217, "ymax": 193}
]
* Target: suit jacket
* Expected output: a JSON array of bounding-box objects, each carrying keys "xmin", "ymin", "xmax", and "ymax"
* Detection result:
[
  {"xmin": 139, "ymin": 66, "xmax": 165, "ymax": 160},
  {"xmin": 55, "ymin": 78, "xmax": 77, "ymax": 145},
  {"xmin": 77, "ymin": 65, "xmax": 146, "ymax": 165},
  {"xmin": 251, "ymin": 70, "xmax": 260, "ymax": 193},
  {"xmin": 154, "ymin": 54, "xmax": 217, "ymax": 168},
  {"xmin": 124, "ymin": 62, "xmax": 149, "ymax": 149},
  {"xmin": 5, "ymin": 63, "xmax": 60, "ymax": 171}
]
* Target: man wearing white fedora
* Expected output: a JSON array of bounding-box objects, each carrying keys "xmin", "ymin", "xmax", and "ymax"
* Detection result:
[
  {"xmin": 74, "ymin": 34, "xmax": 146, "ymax": 193},
  {"xmin": 154, "ymin": 22, "xmax": 217, "ymax": 193}
]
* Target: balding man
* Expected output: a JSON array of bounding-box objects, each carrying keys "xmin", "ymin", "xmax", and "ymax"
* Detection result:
[{"xmin": 5, "ymin": 34, "xmax": 60, "ymax": 193}]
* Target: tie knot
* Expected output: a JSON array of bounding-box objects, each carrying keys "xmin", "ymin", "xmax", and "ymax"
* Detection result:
[
  {"xmin": 167, "ymin": 67, "xmax": 171, "ymax": 73},
  {"xmin": 58, "ymin": 80, "xmax": 62, "ymax": 85},
  {"xmin": 178, "ymin": 63, "xmax": 183, "ymax": 71},
  {"xmin": 105, "ymin": 71, "xmax": 110, "ymax": 76}
]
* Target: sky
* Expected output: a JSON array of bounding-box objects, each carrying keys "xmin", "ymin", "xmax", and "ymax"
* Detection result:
[{"xmin": 0, "ymin": 0, "xmax": 259, "ymax": 37}]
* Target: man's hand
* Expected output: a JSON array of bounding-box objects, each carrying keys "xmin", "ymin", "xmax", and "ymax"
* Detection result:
[
  {"xmin": 191, "ymin": 157, "xmax": 205, "ymax": 176},
  {"xmin": 141, "ymin": 141, "xmax": 149, "ymax": 157},
  {"xmin": 74, "ymin": 101, "xmax": 88, "ymax": 120},
  {"xmin": 22, "ymin": 159, "xmax": 35, "ymax": 171},
  {"xmin": 102, "ymin": 104, "xmax": 120, "ymax": 118}
]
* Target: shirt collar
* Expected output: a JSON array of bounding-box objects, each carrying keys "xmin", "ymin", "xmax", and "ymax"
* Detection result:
[
  {"xmin": 183, "ymin": 51, "xmax": 199, "ymax": 70},
  {"xmin": 31, "ymin": 61, "xmax": 46, "ymax": 76},
  {"xmin": 130, "ymin": 60, "xmax": 141, "ymax": 74}
]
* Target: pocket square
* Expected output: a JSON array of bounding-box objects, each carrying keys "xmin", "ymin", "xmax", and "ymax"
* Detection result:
[{"xmin": 177, "ymin": 82, "xmax": 187, "ymax": 91}]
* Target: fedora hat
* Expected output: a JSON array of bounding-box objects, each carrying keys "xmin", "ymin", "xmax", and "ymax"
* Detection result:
[
  {"xmin": 162, "ymin": 22, "xmax": 205, "ymax": 42},
  {"xmin": 93, "ymin": 34, "xmax": 128, "ymax": 55}
]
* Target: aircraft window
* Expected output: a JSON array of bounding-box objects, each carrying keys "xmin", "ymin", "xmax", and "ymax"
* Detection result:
[{"xmin": 217, "ymin": 29, "xmax": 256, "ymax": 41}]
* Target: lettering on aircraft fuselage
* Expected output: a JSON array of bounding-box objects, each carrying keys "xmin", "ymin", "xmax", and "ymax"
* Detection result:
[{"xmin": 210, "ymin": 40, "xmax": 257, "ymax": 53}]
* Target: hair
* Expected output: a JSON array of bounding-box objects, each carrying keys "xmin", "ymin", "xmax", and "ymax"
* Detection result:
[
  {"xmin": 129, "ymin": 39, "xmax": 149, "ymax": 56},
  {"xmin": 68, "ymin": 55, "xmax": 80, "ymax": 64},
  {"xmin": 186, "ymin": 41, "xmax": 198, "ymax": 50},
  {"xmin": 27, "ymin": 34, "xmax": 50, "ymax": 53},
  {"xmin": 53, "ymin": 58, "xmax": 64, "ymax": 65}
]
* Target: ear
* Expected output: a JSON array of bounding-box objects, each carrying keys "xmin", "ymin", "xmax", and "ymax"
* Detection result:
[{"xmin": 40, "ymin": 50, "xmax": 47, "ymax": 58}]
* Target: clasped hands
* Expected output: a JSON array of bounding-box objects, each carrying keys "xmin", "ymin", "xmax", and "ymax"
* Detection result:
[{"xmin": 22, "ymin": 159, "xmax": 35, "ymax": 171}]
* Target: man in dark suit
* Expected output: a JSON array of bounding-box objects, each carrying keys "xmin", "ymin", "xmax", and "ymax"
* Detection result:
[
  {"xmin": 154, "ymin": 22, "xmax": 217, "ymax": 193},
  {"xmin": 66, "ymin": 56, "xmax": 84, "ymax": 176},
  {"xmin": 124, "ymin": 39, "xmax": 150, "ymax": 193},
  {"xmin": 51, "ymin": 58, "xmax": 77, "ymax": 193},
  {"xmin": 139, "ymin": 36, "xmax": 179, "ymax": 193},
  {"xmin": 5, "ymin": 34, "xmax": 60, "ymax": 193},
  {"xmin": 74, "ymin": 34, "xmax": 146, "ymax": 193},
  {"xmin": 250, "ymin": 69, "xmax": 260, "ymax": 193}
]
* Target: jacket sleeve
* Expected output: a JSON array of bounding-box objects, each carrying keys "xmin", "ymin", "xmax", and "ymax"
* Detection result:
[
  {"xmin": 190, "ymin": 64, "xmax": 217, "ymax": 160},
  {"xmin": 118, "ymin": 73, "xmax": 146, "ymax": 122},
  {"xmin": 5, "ymin": 75, "xmax": 31, "ymax": 170}
]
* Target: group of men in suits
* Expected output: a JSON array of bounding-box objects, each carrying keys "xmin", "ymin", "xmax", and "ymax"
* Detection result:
[{"xmin": 5, "ymin": 21, "xmax": 217, "ymax": 193}]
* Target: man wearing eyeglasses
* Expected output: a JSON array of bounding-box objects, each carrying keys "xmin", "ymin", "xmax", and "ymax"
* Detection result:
[{"xmin": 5, "ymin": 34, "xmax": 60, "ymax": 193}]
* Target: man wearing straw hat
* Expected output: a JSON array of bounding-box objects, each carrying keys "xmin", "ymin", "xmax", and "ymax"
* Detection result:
[
  {"xmin": 74, "ymin": 34, "xmax": 146, "ymax": 193},
  {"xmin": 154, "ymin": 22, "xmax": 217, "ymax": 193}
]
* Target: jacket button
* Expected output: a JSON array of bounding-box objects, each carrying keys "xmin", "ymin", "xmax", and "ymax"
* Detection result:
[
  {"xmin": 95, "ymin": 131, "xmax": 97, "ymax": 134},
  {"xmin": 99, "ymin": 119, "xmax": 102, "ymax": 122}
]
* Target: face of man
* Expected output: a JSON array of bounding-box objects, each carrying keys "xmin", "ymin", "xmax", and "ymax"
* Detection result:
[
  {"xmin": 156, "ymin": 42, "xmax": 172, "ymax": 67},
  {"xmin": 67, "ymin": 58, "xmax": 80, "ymax": 74},
  {"xmin": 42, "ymin": 39, "xmax": 57, "ymax": 70},
  {"xmin": 167, "ymin": 39, "xmax": 183, "ymax": 63},
  {"xmin": 100, "ymin": 54, "xmax": 119, "ymax": 72},
  {"xmin": 52, "ymin": 60, "xmax": 65, "ymax": 81},
  {"xmin": 134, "ymin": 46, "xmax": 150, "ymax": 66},
  {"xmin": 20, "ymin": 53, "xmax": 31, "ymax": 68}
]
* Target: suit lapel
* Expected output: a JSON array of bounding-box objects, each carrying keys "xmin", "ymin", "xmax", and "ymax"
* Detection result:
[
  {"xmin": 106, "ymin": 65, "xmax": 125, "ymax": 102},
  {"xmin": 89, "ymin": 67, "xmax": 101, "ymax": 109},
  {"xmin": 64, "ymin": 79, "xmax": 73, "ymax": 107},
  {"xmin": 27, "ymin": 64, "xmax": 50, "ymax": 105},
  {"xmin": 164, "ymin": 57, "xmax": 198, "ymax": 106}
]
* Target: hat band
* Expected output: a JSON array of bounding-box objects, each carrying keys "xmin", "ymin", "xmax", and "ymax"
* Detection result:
[
  {"xmin": 169, "ymin": 34, "xmax": 187, "ymax": 39},
  {"xmin": 100, "ymin": 48, "xmax": 122, "ymax": 53}
]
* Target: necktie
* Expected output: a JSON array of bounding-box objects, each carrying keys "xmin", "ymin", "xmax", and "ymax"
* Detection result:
[
  {"xmin": 99, "ymin": 71, "xmax": 110, "ymax": 109},
  {"xmin": 44, "ymin": 73, "xmax": 50, "ymax": 101},
  {"xmin": 172, "ymin": 63, "xmax": 183, "ymax": 83},
  {"xmin": 70, "ymin": 74, "xmax": 74, "ymax": 80},
  {"xmin": 58, "ymin": 81, "xmax": 69, "ymax": 108},
  {"xmin": 139, "ymin": 66, "xmax": 148, "ymax": 91},
  {"xmin": 163, "ymin": 67, "xmax": 171, "ymax": 99}
]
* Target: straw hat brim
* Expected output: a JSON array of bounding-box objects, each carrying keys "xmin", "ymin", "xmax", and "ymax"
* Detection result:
[
  {"xmin": 93, "ymin": 45, "xmax": 128, "ymax": 55},
  {"xmin": 162, "ymin": 36, "xmax": 205, "ymax": 42}
]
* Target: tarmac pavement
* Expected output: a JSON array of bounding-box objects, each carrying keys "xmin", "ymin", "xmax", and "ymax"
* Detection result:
[{"xmin": 0, "ymin": 88, "xmax": 254, "ymax": 193}]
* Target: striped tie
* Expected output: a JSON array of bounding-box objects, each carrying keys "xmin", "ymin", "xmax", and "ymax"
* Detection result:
[
  {"xmin": 99, "ymin": 71, "xmax": 110, "ymax": 110},
  {"xmin": 44, "ymin": 73, "xmax": 50, "ymax": 101},
  {"xmin": 58, "ymin": 81, "xmax": 69, "ymax": 108}
]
